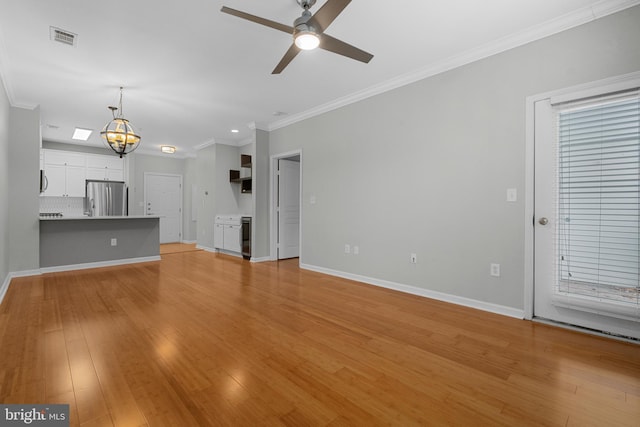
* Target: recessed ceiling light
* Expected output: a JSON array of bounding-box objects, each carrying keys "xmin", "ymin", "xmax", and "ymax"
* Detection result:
[
  {"xmin": 231, "ymin": 129, "xmax": 239, "ymax": 133},
  {"xmin": 161, "ymin": 145, "xmax": 176, "ymax": 154},
  {"xmin": 72, "ymin": 128, "xmax": 93, "ymax": 141}
]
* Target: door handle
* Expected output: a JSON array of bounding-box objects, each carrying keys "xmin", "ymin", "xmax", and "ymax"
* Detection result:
[{"xmin": 538, "ymin": 217, "xmax": 549, "ymax": 225}]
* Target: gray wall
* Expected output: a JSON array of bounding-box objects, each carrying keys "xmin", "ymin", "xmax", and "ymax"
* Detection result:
[
  {"xmin": 268, "ymin": 6, "xmax": 640, "ymax": 311},
  {"xmin": 8, "ymin": 106, "xmax": 40, "ymax": 273},
  {"xmin": 183, "ymin": 157, "xmax": 197, "ymax": 242},
  {"xmin": 0, "ymin": 77, "xmax": 9, "ymax": 286},
  {"xmin": 196, "ymin": 145, "xmax": 216, "ymax": 249},
  {"xmin": 253, "ymin": 129, "xmax": 269, "ymax": 258},
  {"xmin": 215, "ymin": 143, "xmax": 243, "ymax": 215}
]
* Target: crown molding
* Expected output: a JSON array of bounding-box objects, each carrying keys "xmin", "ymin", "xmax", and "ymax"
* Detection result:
[
  {"xmin": 268, "ymin": 0, "xmax": 640, "ymax": 132},
  {"xmin": 193, "ymin": 139, "xmax": 216, "ymax": 151}
]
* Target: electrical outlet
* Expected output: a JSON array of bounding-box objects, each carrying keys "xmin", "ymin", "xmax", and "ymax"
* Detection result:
[
  {"xmin": 490, "ymin": 263, "xmax": 500, "ymax": 277},
  {"xmin": 344, "ymin": 244, "xmax": 351, "ymax": 254},
  {"xmin": 353, "ymin": 246, "xmax": 359, "ymax": 255},
  {"xmin": 410, "ymin": 253, "xmax": 417, "ymax": 264},
  {"xmin": 111, "ymin": 238, "xmax": 117, "ymax": 246}
]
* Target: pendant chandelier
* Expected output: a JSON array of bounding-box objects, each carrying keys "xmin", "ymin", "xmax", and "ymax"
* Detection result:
[{"xmin": 100, "ymin": 87, "xmax": 141, "ymax": 158}]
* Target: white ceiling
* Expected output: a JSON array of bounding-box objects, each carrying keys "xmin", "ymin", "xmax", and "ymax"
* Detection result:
[{"xmin": 0, "ymin": 0, "xmax": 637, "ymax": 157}]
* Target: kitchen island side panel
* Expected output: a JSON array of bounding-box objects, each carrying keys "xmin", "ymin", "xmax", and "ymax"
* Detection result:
[{"xmin": 40, "ymin": 217, "xmax": 160, "ymax": 268}]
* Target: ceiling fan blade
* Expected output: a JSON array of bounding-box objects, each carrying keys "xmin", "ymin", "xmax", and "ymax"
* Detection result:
[
  {"xmin": 319, "ymin": 34, "xmax": 373, "ymax": 64},
  {"xmin": 272, "ymin": 44, "xmax": 301, "ymax": 74},
  {"xmin": 221, "ymin": 6, "xmax": 294, "ymax": 34},
  {"xmin": 310, "ymin": 0, "xmax": 351, "ymax": 32}
]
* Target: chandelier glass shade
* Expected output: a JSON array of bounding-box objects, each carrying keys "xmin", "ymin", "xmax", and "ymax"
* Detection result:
[{"xmin": 100, "ymin": 87, "xmax": 141, "ymax": 157}]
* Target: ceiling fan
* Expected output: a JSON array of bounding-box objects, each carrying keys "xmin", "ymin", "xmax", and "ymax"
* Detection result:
[{"xmin": 221, "ymin": 0, "xmax": 374, "ymax": 74}]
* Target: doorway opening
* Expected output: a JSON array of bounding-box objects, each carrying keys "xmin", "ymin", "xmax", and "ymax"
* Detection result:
[{"xmin": 270, "ymin": 150, "xmax": 302, "ymax": 261}]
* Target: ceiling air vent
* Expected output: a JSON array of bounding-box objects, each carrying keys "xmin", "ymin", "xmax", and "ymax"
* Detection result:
[{"xmin": 50, "ymin": 27, "xmax": 77, "ymax": 47}]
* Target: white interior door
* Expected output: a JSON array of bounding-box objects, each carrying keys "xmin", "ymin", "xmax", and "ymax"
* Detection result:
[
  {"xmin": 533, "ymin": 93, "xmax": 640, "ymax": 340},
  {"xmin": 145, "ymin": 173, "xmax": 182, "ymax": 244},
  {"xmin": 278, "ymin": 159, "xmax": 300, "ymax": 259}
]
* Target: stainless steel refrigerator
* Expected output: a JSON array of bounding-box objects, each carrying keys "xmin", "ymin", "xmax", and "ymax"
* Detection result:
[{"xmin": 85, "ymin": 180, "xmax": 128, "ymax": 216}]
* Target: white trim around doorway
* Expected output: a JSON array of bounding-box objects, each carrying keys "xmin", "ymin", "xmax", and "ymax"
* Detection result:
[
  {"xmin": 269, "ymin": 149, "xmax": 303, "ymax": 262},
  {"xmin": 523, "ymin": 70, "xmax": 640, "ymax": 321}
]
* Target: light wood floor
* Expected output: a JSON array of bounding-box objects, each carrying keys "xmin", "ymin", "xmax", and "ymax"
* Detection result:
[
  {"xmin": 159, "ymin": 243, "xmax": 201, "ymax": 255},
  {"xmin": 1, "ymin": 249, "xmax": 638, "ymax": 426}
]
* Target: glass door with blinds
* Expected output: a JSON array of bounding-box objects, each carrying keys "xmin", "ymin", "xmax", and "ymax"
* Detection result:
[{"xmin": 533, "ymin": 88, "xmax": 640, "ymax": 340}]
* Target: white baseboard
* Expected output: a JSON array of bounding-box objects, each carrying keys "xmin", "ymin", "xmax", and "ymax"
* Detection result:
[
  {"xmin": 0, "ymin": 268, "xmax": 43, "ymax": 305},
  {"xmin": 181, "ymin": 240, "xmax": 197, "ymax": 244},
  {"xmin": 193, "ymin": 245, "xmax": 271, "ymax": 262},
  {"xmin": 250, "ymin": 256, "xmax": 272, "ymax": 263},
  {"xmin": 8, "ymin": 269, "xmax": 42, "ymax": 278},
  {"xmin": 40, "ymin": 256, "xmax": 161, "ymax": 274},
  {"xmin": 300, "ymin": 263, "xmax": 525, "ymax": 320},
  {"xmin": 0, "ymin": 274, "xmax": 11, "ymax": 306}
]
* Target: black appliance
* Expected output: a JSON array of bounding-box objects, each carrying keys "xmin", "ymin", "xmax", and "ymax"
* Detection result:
[{"xmin": 241, "ymin": 216, "xmax": 251, "ymax": 259}]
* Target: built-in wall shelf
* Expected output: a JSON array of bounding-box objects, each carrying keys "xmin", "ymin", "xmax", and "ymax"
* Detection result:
[
  {"xmin": 241, "ymin": 154, "xmax": 252, "ymax": 169},
  {"xmin": 230, "ymin": 154, "xmax": 252, "ymax": 193}
]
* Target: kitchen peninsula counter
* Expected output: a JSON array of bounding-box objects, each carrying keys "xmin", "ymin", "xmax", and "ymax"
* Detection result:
[
  {"xmin": 40, "ymin": 216, "xmax": 160, "ymax": 270},
  {"xmin": 39, "ymin": 215, "xmax": 159, "ymax": 221}
]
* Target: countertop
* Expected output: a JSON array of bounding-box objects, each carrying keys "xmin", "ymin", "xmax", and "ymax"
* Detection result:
[{"xmin": 39, "ymin": 215, "xmax": 161, "ymax": 221}]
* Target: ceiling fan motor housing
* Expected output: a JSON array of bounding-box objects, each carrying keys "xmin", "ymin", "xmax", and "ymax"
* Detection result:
[
  {"xmin": 294, "ymin": 10, "xmax": 315, "ymax": 32},
  {"xmin": 297, "ymin": 0, "xmax": 316, "ymax": 9}
]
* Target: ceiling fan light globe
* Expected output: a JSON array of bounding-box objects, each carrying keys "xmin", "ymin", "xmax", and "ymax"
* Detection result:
[{"xmin": 295, "ymin": 31, "xmax": 320, "ymax": 50}]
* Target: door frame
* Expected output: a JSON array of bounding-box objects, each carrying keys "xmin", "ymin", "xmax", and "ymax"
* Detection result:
[
  {"xmin": 143, "ymin": 172, "xmax": 184, "ymax": 243},
  {"xmin": 524, "ymin": 71, "xmax": 640, "ymax": 321},
  {"xmin": 270, "ymin": 149, "xmax": 303, "ymax": 262}
]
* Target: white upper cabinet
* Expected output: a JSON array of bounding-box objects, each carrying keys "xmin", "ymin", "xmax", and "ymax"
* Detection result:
[
  {"xmin": 42, "ymin": 150, "xmax": 86, "ymax": 197},
  {"xmin": 85, "ymin": 153, "xmax": 124, "ymax": 181},
  {"xmin": 41, "ymin": 149, "xmax": 125, "ymax": 197},
  {"xmin": 44, "ymin": 150, "xmax": 86, "ymax": 167}
]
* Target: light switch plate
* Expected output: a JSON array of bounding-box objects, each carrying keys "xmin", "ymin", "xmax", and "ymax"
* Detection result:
[{"xmin": 507, "ymin": 188, "xmax": 517, "ymax": 202}]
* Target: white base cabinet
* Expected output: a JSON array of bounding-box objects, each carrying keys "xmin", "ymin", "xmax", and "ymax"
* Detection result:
[{"xmin": 214, "ymin": 215, "xmax": 242, "ymax": 253}]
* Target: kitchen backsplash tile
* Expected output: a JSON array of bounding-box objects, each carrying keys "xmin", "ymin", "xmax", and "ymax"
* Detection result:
[{"xmin": 40, "ymin": 197, "xmax": 85, "ymax": 217}]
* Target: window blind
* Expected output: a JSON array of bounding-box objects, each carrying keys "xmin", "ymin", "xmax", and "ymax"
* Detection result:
[{"xmin": 555, "ymin": 93, "xmax": 640, "ymax": 321}]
